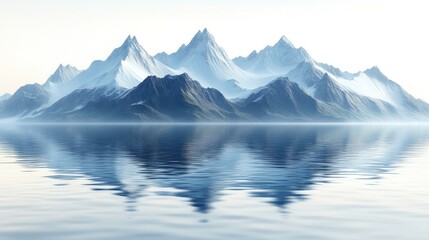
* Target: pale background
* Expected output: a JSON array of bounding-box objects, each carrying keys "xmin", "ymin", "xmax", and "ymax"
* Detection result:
[{"xmin": 0, "ymin": 0, "xmax": 428, "ymax": 101}]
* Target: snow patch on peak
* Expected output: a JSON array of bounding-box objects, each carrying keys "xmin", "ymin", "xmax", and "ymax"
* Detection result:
[
  {"xmin": 107, "ymin": 35, "xmax": 149, "ymax": 63},
  {"xmin": 316, "ymin": 62, "xmax": 358, "ymax": 80},
  {"xmin": 195, "ymin": 28, "xmax": 213, "ymax": 41},
  {"xmin": 363, "ymin": 66, "xmax": 390, "ymax": 82},
  {"xmin": 187, "ymin": 28, "xmax": 219, "ymax": 51},
  {"xmin": 276, "ymin": 35, "xmax": 295, "ymax": 48},
  {"xmin": 153, "ymin": 29, "xmax": 251, "ymax": 96},
  {"xmin": 123, "ymin": 35, "xmax": 138, "ymax": 45},
  {"xmin": 322, "ymin": 69, "xmax": 395, "ymax": 105},
  {"xmin": 233, "ymin": 36, "xmax": 312, "ymax": 76},
  {"xmin": 46, "ymin": 35, "xmax": 175, "ymax": 102},
  {"xmin": 44, "ymin": 64, "xmax": 81, "ymax": 87}
]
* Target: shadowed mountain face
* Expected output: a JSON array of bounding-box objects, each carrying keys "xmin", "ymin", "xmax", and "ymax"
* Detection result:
[
  {"xmin": 12, "ymin": 72, "xmax": 429, "ymax": 122},
  {"xmin": 61, "ymin": 73, "xmax": 244, "ymax": 122},
  {"xmin": 35, "ymin": 87, "xmax": 126, "ymax": 121},
  {"xmin": 154, "ymin": 29, "xmax": 248, "ymax": 96},
  {"xmin": 1, "ymin": 125, "xmax": 428, "ymax": 213},
  {"xmin": 0, "ymin": 83, "xmax": 50, "ymax": 118},
  {"xmin": 237, "ymin": 78, "xmax": 330, "ymax": 120},
  {"xmin": 121, "ymin": 74, "xmax": 242, "ymax": 121},
  {"xmin": 313, "ymin": 74, "xmax": 400, "ymax": 120},
  {"xmin": 2, "ymin": 32, "xmax": 429, "ymax": 122},
  {"xmin": 32, "ymin": 74, "xmax": 337, "ymax": 122}
]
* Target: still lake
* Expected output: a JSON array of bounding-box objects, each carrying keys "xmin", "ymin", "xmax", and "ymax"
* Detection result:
[{"xmin": 0, "ymin": 124, "xmax": 428, "ymax": 240}]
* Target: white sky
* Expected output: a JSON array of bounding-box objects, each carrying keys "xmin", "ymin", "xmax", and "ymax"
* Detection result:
[{"xmin": 0, "ymin": 0, "xmax": 428, "ymax": 101}]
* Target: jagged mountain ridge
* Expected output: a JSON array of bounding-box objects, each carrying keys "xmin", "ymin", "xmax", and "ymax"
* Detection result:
[
  {"xmin": 64, "ymin": 35, "xmax": 174, "ymax": 94},
  {"xmin": 234, "ymin": 35, "xmax": 428, "ymax": 117},
  {"xmin": 32, "ymin": 74, "xmax": 343, "ymax": 122},
  {"xmin": 36, "ymin": 74, "xmax": 245, "ymax": 121},
  {"xmin": 236, "ymin": 77, "xmax": 333, "ymax": 120},
  {"xmin": 154, "ymin": 28, "xmax": 251, "ymax": 96},
  {"xmin": 284, "ymin": 61, "xmax": 429, "ymax": 120},
  {"xmin": 1, "ymin": 29, "xmax": 428, "ymax": 121},
  {"xmin": 34, "ymin": 36, "xmax": 176, "ymax": 118},
  {"xmin": 36, "ymin": 87, "xmax": 126, "ymax": 120},
  {"xmin": 36, "ymin": 74, "xmax": 404, "ymax": 122},
  {"xmin": 43, "ymin": 64, "xmax": 81, "ymax": 86},
  {"xmin": 233, "ymin": 36, "xmax": 311, "ymax": 77},
  {"xmin": 0, "ymin": 84, "xmax": 50, "ymax": 118}
]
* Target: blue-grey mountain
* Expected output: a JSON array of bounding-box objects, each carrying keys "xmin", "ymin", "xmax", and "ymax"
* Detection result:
[
  {"xmin": 35, "ymin": 74, "xmax": 244, "ymax": 122},
  {"xmin": 0, "ymin": 84, "xmax": 49, "ymax": 118},
  {"xmin": 1, "ymin": 29, "xmax": 428, "ymax": 122}
]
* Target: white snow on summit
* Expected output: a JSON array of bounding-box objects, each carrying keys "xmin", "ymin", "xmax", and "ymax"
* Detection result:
[
  {"xmin": 233, "ymin": 36, "xmax": 311, "ymax": 77},
  {"xmin": 44, "ymin": 64, "xmax": 81, "ymax": 86},
  {"xmin": 155, "ymin": 29, "xmax": 252, "ymax": 94},
  {"xmin": 42, "ymin": 64, "xmax": 81, "ymax": 104},
  {"xmin": 47, "ymin": 35, "xmax": 175, "ymax": 102},
  {"xmin": 20, "ymin": 30, "xmax": 427, "ymax": 120},
  {"xmin": 328, "ymin": 70, "xmax": 395, "ymax": 105},
  {"xmin": 76, "ymin": 35, "xmax": 174, "ymax": 90}
]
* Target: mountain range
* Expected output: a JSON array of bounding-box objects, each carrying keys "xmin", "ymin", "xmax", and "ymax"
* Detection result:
[{"xmin": 1, "ymin": 29, "xmax": 428, "ymax": 122}]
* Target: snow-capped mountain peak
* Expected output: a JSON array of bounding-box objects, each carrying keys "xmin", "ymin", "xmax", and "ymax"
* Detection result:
[
  {"xmin": 189, "ymin": 28, "xmax": 216, "ymax": 46},
  {"xmin": 363, "ymin": 66, "xmax": 390, "ymax": 82},
  {"xmin": 69, "ymin": 35, "xmax": 174, "ymax": 91},
  {"xmin": 153, "ymin": 29, "xmax": 250, "ymax": 96},
  {"xmin": 233, "ymin": 35, "xmax": 311, "ymax": 76},
  {"xmin": 174, "ymin": 28, "xmax": 226, "ymax": 63},
  {"xmin": 106, "ymin": 35, "xmax": 152, "ymax": 64},
  {"xmin": 44, "ymin": 64, "xmax": 81, "ymax": 86},
  {"xmin": 40, "ymin": 35, "xmax": 175, "ymax": 104},
  {"xmin": 275, "ymin": 35, "xmax": 295, "ymax": 48},
  {"xmin": 2, "ymin": 29, "xmax": 429, "ymax": 122}
]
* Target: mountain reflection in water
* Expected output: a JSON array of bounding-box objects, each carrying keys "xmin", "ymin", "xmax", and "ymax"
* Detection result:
[{"xmin": 0, "ymin": 124, "xmax": 428, "ymax": 214}]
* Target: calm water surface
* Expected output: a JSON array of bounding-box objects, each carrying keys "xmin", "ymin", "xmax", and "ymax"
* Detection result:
[{"xmin": 0, "ymin": 124, "xmax": 429, "ymax": 240}]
